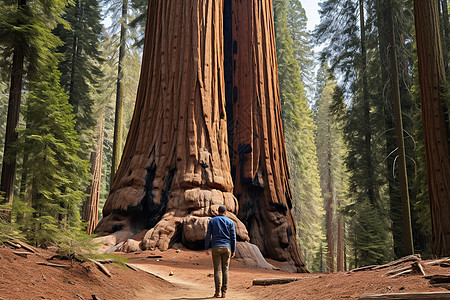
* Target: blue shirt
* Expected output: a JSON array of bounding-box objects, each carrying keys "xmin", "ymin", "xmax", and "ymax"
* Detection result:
[{"xmin": 204, "ymin": 215, "xmax": 236, "ymax": 252}]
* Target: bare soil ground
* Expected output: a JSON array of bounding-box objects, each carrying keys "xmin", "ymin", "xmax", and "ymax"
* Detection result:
[{"xmin": 0, "ymin": 244, "xmax": 449, "ymax": 300}]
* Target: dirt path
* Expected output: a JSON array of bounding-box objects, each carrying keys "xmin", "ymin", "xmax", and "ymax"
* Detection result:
[{"xmin": 132, "ymin": 263, "xmax": 257, "ymax": 300}]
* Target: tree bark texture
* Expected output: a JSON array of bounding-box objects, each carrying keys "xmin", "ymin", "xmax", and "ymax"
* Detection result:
[
  {"xmin": 110, "ymin": 0, "xmax": 128, "ymax": 184},
  {"xmin": 229, "ymin": 0, "xmax": 307, "ymax": 272},
  {"xmin": 96, "ymin": 0, "xmax": 250, "ymax": 251},
  {"xmin": 83, "ymin": 118, "xmax": 104, "ymax": 235},
  {"xmin": 0, "ymin": 9, "xmax": 25, "ymax": 220},
  {"xmin": 414, "ymin": 0, "xmax": 450, "ymax": 257},
  {"xmin": 386, "ymin": 0, "xmax": 414, "ymax": 256}
]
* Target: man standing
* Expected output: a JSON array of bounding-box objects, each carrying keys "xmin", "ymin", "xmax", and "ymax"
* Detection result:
[{"xmin": 205, "ymin": 205, "xmax": 236, "ymax": 298}]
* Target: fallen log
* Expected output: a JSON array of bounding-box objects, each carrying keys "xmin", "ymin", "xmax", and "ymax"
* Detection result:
[
  {"xmin": 425, "ymin": 275, "xmax": 450, "ymax": 284},
  {"xmin": 359, "ymin": 291, "xmax": 450, "ymax": 299},
  {"xmin": 350, "ymin": 265, "xmax": 378, "ymax": 272},
  {"xmin": 16, "ymin": 241, "xmax": 37, "ymax": 253},
  {"xmin": 37, "ymin": 262, "xmax": 70, "ymax": 269},
  {"xmin": 12, "ymin": 251, "xmax": 34, "ymax": 258},
  {"xmin": 88, "ymin": 259, "xmax": 111, "ymax": 277},
  {"xmin": 385, "ymin": 266, "xmax": 411, "ymax": 276},
  {"xmin": 373, "ymin": 255, "xmax": 421, "ymax": 270},
  {"xmin": 423, "ymin": 258, "xmax": 450, "ymax": 266},
  {"xmin": 252, "ymin": 278, "xmax": 301, "ymax": 286}
]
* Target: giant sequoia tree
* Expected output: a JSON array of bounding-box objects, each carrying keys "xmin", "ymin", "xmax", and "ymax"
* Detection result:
[
  {"xmin": 95, "ymin": 0, "xmax": 307, "ymax": 272},
  {"xmin": 414, "ymin": 0, "xmax": 450, "ymax": 257}
]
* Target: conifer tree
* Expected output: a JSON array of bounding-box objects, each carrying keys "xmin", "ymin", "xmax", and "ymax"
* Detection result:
[
  {"xmin": 316, "ymin": 78, "xmax": 349, "ymax": 272},
  {"xmin": 16, "ymin": 63, "xmax": 89, "ymax": 247},
  {"xmin": 54, "ymin": 0, "xmax": 103, "ymax": 133},
  {"xmin": 0, "ymin": 0, "xmax": 68, "ymax": 217},
  {"xmin": 273, "ymin": 0, "xmax": 323, "ymax": 269}
]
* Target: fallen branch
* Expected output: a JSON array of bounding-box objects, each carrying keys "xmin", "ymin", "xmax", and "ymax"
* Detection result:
[
  {"xmin": 126, "ymin": 263, "xmax": 139, "ymax": 272},
  {"xmin": 15, "ymin": 241, "xmax": 37, "ymax": 253},
  {"xmin": 359, "ymin": 291, "xmax": 450, "ymax": 299},
  {"xmin": 411, "ymin": 261, "xmax": 426, "ymax": 276},
  {"xmin": 12, "ymin": 251, "xmax": 34, "ymax": 258},
  {"xmin": 252, "ymin": 277, "xmax": 301, "ymax": 286},
  {"xmin": 423, "ymin": 258, "xmax": 450, "ymax": 266},
  {"xmin": 350, "ymin": 265, "xmax": 378, "ymax": 272},
  {"xmin": 4, "ymin": 241, "xmax": 21, "ymax": 248},
  {"xmin": 37, "ymin": 262, "xmax": 70, "ymax": 269},
  {"xmin": 88, "ymin": 258, "xmax": 111, "ymax": 277},
  {"xmin": 389, "ymin": 269, "xmax": 412, "ymax": 278},
  {"xmin": 385, "ymin": 266, "xmax": 411, "ymax": 276},
  {"xmin": 373, "ymin": 254, "xmax": 421, "ymax": 270}
]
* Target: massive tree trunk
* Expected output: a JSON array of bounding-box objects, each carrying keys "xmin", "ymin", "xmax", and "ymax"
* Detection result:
[
  {"xmin": 95, "ymin": 0, "xmax": 307, "ymax": 272},
  {"xmin": 95, "ymin": 0, "xmax": 249, "ymax": 250},
  {"xmin": 414, "ymin": 0, "xmax": 450, "ymax": 257},
  {"xmin": 228, "ymin": 0, "xmax": 307, "ymax": 272}
]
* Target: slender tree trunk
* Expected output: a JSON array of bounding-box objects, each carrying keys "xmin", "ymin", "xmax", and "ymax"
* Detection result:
[
  {"xmin": 414, "ymin": 0, "xmax": 450, "ymax": 257},
  {"xmin": 386, "ymin": 0, "xmax": 413, "ymax": 255},
  {"xmin": 440, "ymin": 0, "xmax": 449, "ymax": 71},
  {"xmin": 83, "ymin": 118, "xmax": 105, "ymax": 234},
  {"xmin": 326, "ymin": 144, "xmax": 334, "ymax": 272},
  {"xmin": 110, "ymin": 0, "xmax": 127, "ymax": 184},
  {"xmin": 337, "ymin": 210, "xmax": 344, "ymax": 272},
  {"xmin": 359, "ymin": 0, "xmax": 374, "ymax": 204},
  {"xmin": 0, "ymin": 0, "xmax": 26, "ymax": 221},
  {"xmin": 229, "ymin": 0, "xmax": 307, "ymax": 272},
  {"xmin": 375, "ymin": 0, "xmax": 403, "ymax": 258},
  {"xmin": 68, "ymin": 0, "xmax": 79, "ymax": 110}
]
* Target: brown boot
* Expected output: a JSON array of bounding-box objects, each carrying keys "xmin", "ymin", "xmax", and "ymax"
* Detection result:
[
  {"xmin": 213, "ymin": 291, "xmax": 220, "ymax": 298},
  {"xmin": 221, "ymin": 291, "xmax": 226, "ymax": 298}
]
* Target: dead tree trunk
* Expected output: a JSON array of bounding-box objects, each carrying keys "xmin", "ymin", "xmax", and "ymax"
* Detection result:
[
  {"xmin": 414, "ymin": 0, "xmax": 450, "ymax": 257},
  {"xmin": 228, "ymin": 0, "xmax": 307, "ymax": 272},
  {"xmin": 83, "ymin": 118, "xmax": 104, "ymax": 235},
  {"xmin": 95, "ymin": 0, "xmax": 249, "ymax": 250}
]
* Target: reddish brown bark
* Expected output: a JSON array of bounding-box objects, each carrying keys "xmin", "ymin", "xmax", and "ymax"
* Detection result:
[
  {"xmin": 337, "ymin": 214, "xmax": 344, "ymax": 272},
  {"xmin": 83, "ymin": 118, "xmax": 104, "ymax": 235},
  {"xmin": 95, "ymin": 0, "xmax": 249, "ymax": 250},
  {"xmin": 414, "ymin": 0, "xmax": 450, "ymax": 257},
  {"xmin": 95, "ymin": 0, "xmax": 307, "ymax": 272},
  {"xmin": 229, "ymin": 0, "xmax": 307, "ymax": 272},
  {"xmin": 0, "ymin": 4, "xmax": 26, "ymax": 220}
]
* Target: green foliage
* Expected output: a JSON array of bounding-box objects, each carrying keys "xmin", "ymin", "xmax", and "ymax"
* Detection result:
[
  {"xmin": 0, "ymin": 0, "xmax": 68, "ymax": 80},
  {"xmin": 15, "ymin": 63, "xmax": 90, "ymax": 249},
  {"xmin": 315, "ymin": 77, "xmax": 350, "ymax": 271},
  {"xmin": 54, "ymin": 0, "xmax": 104, "ymax": 134},
  {"xmin": 273, "ymin": 0, "xmax": 323, "ymax": 269}
]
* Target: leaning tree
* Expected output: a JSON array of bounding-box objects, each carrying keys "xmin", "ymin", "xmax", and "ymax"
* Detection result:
[{"xmin": 95, "ymin": 0, "xmax": 307, "ymax": 272}]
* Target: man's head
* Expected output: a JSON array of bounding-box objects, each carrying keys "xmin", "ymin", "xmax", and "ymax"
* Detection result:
[{"xmin": 218, "ymin": 205, "xmax": 226, "ymax": 215}]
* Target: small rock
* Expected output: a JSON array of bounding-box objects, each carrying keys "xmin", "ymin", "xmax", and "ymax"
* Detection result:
[
  {"xmin": 386, "ymin": 286, "xmax": 392, "ymax": 291},
  {"xmin": 399, "ymin": 287, "xmax": 405, "ymax": 290},
  {"xmin": 176, "ymin": 249, "xmax": 180, "ymax": 253},
  {"xmin": 68, "ymin": 280, "xmax": 75, "ymax": 285},
  {"xmin": 169, "ymin": 271, "xmax": 174, "ymax": 276},
  {"xmin": 41, "ymin": 275, "xmax": 46, "ymax": 281},
  {"xmin": 207, "ymin": 274, "xmax": 214, "ymax": 277}
]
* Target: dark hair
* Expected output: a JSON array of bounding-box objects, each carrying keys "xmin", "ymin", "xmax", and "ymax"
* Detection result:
[{"xmin": 218, "ymin": 205, "xmax": 226, "ymax": 213}]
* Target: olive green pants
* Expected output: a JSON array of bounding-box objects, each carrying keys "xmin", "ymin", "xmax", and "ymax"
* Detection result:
[{"xmin": 211, "ymin": 246, "xmax": 231, "ymax": 292}]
